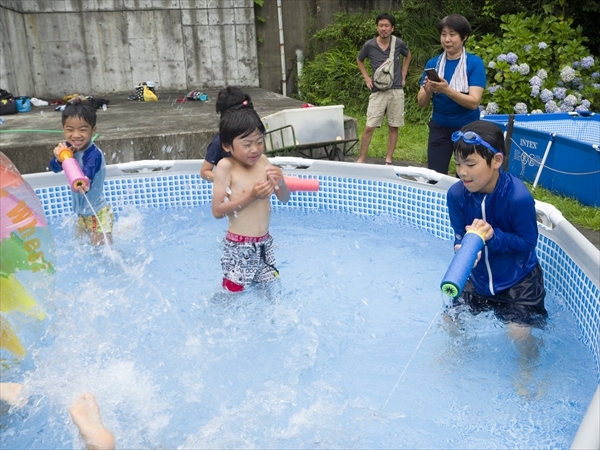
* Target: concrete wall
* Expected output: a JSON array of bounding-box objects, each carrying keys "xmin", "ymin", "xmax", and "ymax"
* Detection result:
[
  {"xmin": 0, "ymin": 0, "xmax": 402, "ymax": 99},
  {"xmin": 0, "ymin": 0, "xmax": 259, "ymax": 98}
]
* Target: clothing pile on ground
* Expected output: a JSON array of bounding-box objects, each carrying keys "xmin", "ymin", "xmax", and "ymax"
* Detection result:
[
  {"xmin": 55, "ymin": 94, "xmax": 110, "ymax": 110},
  {"xmin": 0, "ymin": 88, "xmax": 110, "ymax": 115},
  {"xmin": 128, "ymin": 81, "xmax": 158, "ymax": 101}
]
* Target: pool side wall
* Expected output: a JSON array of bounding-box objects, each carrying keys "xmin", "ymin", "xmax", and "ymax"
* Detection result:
[{"xmin": 482, "ymin": 113, "xmax": 600, "ymax": 207}]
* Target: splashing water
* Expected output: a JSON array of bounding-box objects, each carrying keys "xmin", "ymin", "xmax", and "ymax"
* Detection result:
[{"xmin": 1, "ymin": 208, "xmax": 596, "ymax": 449}]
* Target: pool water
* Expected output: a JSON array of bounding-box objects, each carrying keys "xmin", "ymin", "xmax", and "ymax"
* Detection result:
[{"xmin": 1, "ymin": 207, "xmax": 596, "ymax": 448}]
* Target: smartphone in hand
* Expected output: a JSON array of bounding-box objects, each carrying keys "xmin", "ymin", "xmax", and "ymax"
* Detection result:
[{"xmin": 424, "ymin": 68, "xmax": 441, "ymax": 82}]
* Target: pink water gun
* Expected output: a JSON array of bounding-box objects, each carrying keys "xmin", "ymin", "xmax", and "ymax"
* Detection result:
[{"xmin": 56, "ymin": 147, "xmax": 90, "ymax": 192}]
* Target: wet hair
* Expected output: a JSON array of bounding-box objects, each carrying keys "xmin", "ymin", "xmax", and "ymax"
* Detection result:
[
  {"xmin": 376, "ymin": 13, "xmax": 396, "ymax": 28},
  {"xmin": 61, "ymin": 102, "xmax": 96, "ymax": 128},
  {"xmin": 215, "ymin": 86, "xmax": 253, "ymax": 116},
  {"xmin": 453, "ymin": 120, "xmax": 505, "ymax": 166},
  {"xmin": 438, "ymin": 14, "xmax": 471, "ymax": 41},
  {"xmin": 219, "ymin": 108, "xmax": 266, "ymax": 148}
]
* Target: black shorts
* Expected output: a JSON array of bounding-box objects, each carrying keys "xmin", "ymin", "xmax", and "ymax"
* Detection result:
[{"xmin": 451, "ymin": 264, "xmax": 548, "ymax": 327}]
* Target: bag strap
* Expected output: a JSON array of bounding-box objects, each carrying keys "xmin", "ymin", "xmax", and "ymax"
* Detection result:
[{"xmin": 388, "ymin": 36, "xmax": 396, "ymax": 78}]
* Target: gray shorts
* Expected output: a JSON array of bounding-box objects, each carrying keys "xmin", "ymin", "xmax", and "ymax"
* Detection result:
[{"xmin": 221, "ymin": 232, "xmax": 279, "ymax": 290}]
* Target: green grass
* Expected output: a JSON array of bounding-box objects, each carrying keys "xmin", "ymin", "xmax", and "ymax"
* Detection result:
[
  {"xmin": 526, "ymin": 184, "xmax": 600, "ymax": 231},
  {"xmin": 352, "ymin": 115, "xmax": 429, "ymax": 163},
  {"xmin": 351, "ymin": 114, "xmax": 600, "ymax": 232}
]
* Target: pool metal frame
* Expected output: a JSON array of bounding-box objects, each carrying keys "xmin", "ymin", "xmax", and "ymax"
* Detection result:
[{"xmin": 23, "ymin": 157, "xmax": 599, "ymax": 448}]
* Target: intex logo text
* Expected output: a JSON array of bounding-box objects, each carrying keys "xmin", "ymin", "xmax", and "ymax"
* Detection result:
[{"xmin": 519, "ymin": 138, "xmax": 538, "ymax": 149}]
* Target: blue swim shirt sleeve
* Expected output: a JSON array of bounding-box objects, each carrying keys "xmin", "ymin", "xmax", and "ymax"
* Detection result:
[
  {"xmin": 80, "ymin": 146, "xmax": 103, "ymax": 181},
  {"xmin": 49, "ymin": 157, "xmax": 63, "ymax": 173},
  {"xmin": 447, "ymin": 182, "xmax": 468, "ymax": 247}
]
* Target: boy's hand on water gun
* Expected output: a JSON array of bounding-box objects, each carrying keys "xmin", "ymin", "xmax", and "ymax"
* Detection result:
[
  {"xmin": 53, "ymin": 142, "xmax": 68, "ymax": 158},
  {"xmin": 466, "ymin": 219, "xmax": 494, "ymax": 241}
]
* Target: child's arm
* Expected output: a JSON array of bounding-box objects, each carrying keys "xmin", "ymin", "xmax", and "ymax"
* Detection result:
[
  {"xmin": 49, "ymin": 142, "xmax": 67, "ymax": 173},
  {"xmin": 266, "ymin": 165, "xmax": 290, "ymax": 204},
  {"xmin": 200, "ymin": 160, "xmax": 215, "ymax": 182},
  {"xmin": 212, "ymin": 160, "xmax": 274, "ymax": 219}
]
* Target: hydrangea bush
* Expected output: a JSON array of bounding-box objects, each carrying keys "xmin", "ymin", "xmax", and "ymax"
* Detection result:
[{"xmin": 469, "ymin": 13, "xmax": 599, "ymax": 115}]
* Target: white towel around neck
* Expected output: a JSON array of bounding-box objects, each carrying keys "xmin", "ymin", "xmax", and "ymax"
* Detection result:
[{"xmin": 435, "ymin": 47, "xmax": 469, "ymax": 93}]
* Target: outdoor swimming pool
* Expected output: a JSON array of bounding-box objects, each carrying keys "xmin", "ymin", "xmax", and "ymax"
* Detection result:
[{"xmin": 2, "ymin": 158, "xmax": 598, "ymax": 448}]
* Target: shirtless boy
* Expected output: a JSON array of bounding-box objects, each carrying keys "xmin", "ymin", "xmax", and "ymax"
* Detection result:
[{"xmin": 212, "ymin": 108, "xmax": 290, "ymax": 292}]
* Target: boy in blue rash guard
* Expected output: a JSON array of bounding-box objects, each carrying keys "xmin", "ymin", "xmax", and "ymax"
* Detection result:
[
  {"xmin": 49, "ymin": 103, "xmax": 113, "ymax": 246},
  {"xmin": 446, "ymin": 120, "xmax": 547, "ymax": 397},
  {"xmin": 446, "ymin": 120, "xmax": 547, "ymax": 326}
]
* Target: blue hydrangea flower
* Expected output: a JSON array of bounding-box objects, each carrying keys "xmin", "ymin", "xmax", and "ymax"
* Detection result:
[
  {"xmin": 537, "ymin": 69, "xmax": 548, "ymax": 79},
  {"xmin": 529, "ymin": 76, "xmax": 543, "ymax": 87},
  {"xmin": 540, "ymin": 89, "xmax": 553, "ymax": 103},
  {"xmin": 545, "ymin": 100, "xmax": 559, "ymax": 113},
  {"xmin": 560, "ymin": 103, "xmax": 574, "ymax": 112},
  {"xmin": 592, "ymin": 72, "xmax": 600, "ymax": 79},
  {"xmin": 560, "ymin": 66, "xmax": 576, "ymax": 82},
  {"xmin": 524, "ymin": 44, "xmax": 532, "ymax": 52},
  {"xmin": 575, "ymin": 105, "xmax": 589, "ymax": 113},
  {"xmin": 506, "ymin": 52, "xmax": 518, "ymax": 64},
  {"xmin": 563, "ymin": 94, "xmax": 577, "ymax": 107},
  {"xmin": 580, "ymin": 56, "xmax": 594, "ymax": 69},
  {"xmin": 485, "ymin": 102, "xmax": 499, "ymax": 114},
  {"xmin": 518, "ymin": 63, "xmax": 530, "ymax": 75},
  {"xmin": 488, "ymin": 85, "xmax": 502, "ymax": 94},
  {"xmin": 538, "ymin": 42, "xmax": 548, "ymax": 50},
  {"xmin": 573, "ymin": 61, "xmax": 580, "ymax": 69},
  {"xmin": 553, "ymin": 87, "xmax": 567, "ymax": 100},
  {"xmin": 510, "ymin": 64, "xmax": 519, "ymax": 73},
  {"xmin": 530, "ymin": 85, "xmax": 540, "ymax": 97},
  {"xmin": 514, "ymin": 102, "xmax": 528, "ymax": 114},
  {"xmin": 497, "ymin": 54, "xmax": 507, "ymax": 62},
  {"xmin": 488, "ymin": 61, "xmax": 496, "ymax": 69},
  {"xmin": 581, "ymin": 99, "xmax": 591, "ymax": 108},
  {"xmin": 594, "ymin": 83, "xmax": 600, "ymax": 90},
  {"xmin": 531, "ymin": 109, "xmax": 543, "ymax": 114}
]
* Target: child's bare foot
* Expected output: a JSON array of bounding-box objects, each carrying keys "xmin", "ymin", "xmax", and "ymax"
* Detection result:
[
  {"xmin": 69, "ymin": 393, "xmax": 115, "ymax": 450},
  {"xmin": 0, "ymin": 382, "xmax": 26, "ymax": 407}
]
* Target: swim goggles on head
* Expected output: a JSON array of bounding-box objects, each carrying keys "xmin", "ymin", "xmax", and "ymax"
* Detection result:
[{"xmin": 451, "ymin": 130, "xmax": 501, "ymax": 154}]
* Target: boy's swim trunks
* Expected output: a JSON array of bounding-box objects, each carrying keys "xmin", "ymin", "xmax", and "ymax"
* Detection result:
[
  {"xmin": 77, "ymin": 204, "xmax": 114, "ymax": 234},
  {"xmin": 221, "ymin": 232, "xmax": 278, "ymax": 292}
]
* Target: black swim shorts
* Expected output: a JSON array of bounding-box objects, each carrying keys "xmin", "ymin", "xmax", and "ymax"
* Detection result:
[{"xmin": 453, "ymin": 264, "xmax": 548, "ymax": 327}]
